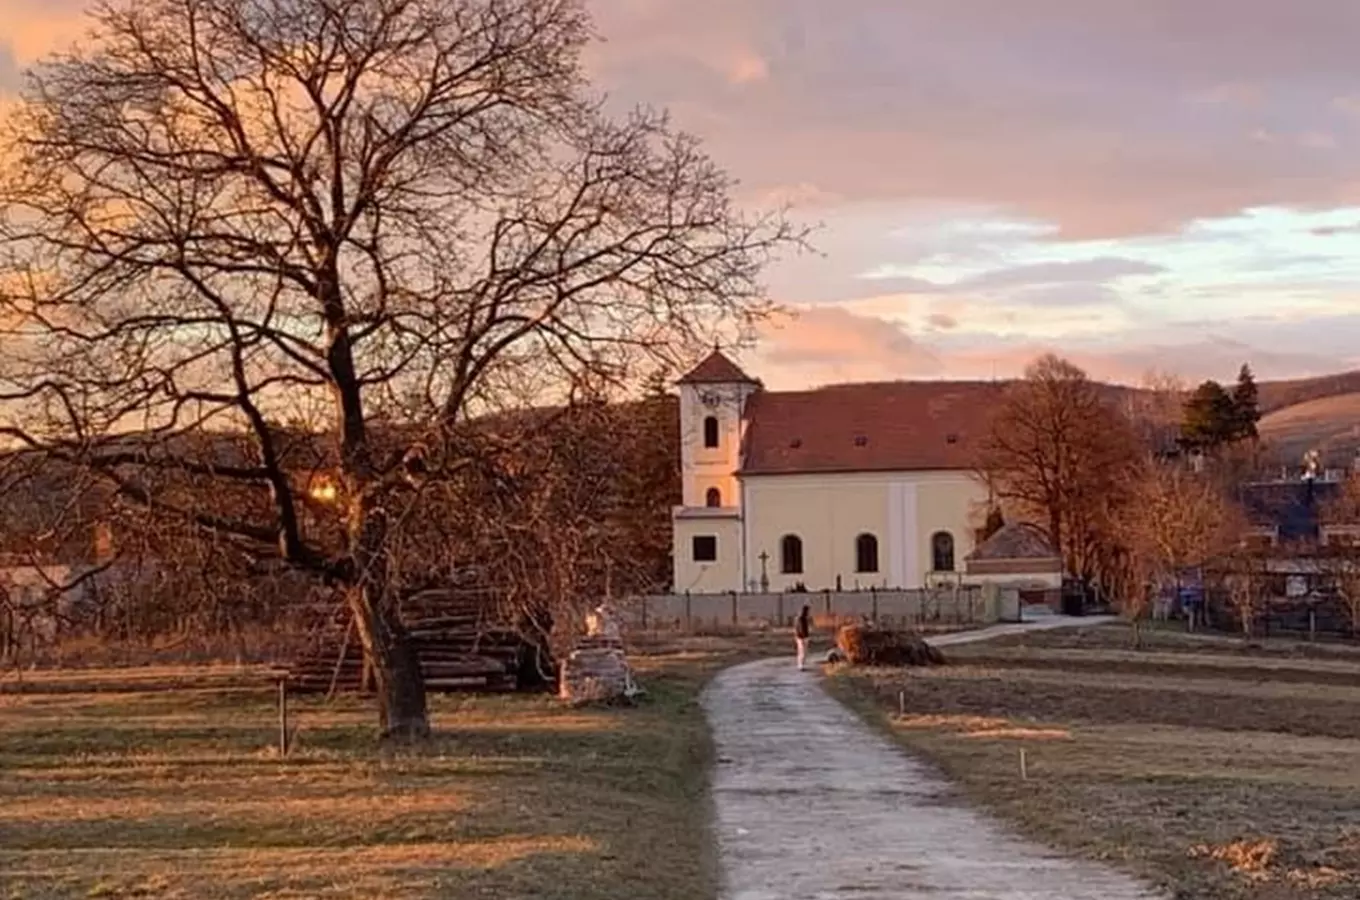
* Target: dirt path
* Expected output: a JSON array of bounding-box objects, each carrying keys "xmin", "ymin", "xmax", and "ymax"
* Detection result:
[{"xmin": 702, "ymin": 617, "xmax": 1164, "ymax": 899}]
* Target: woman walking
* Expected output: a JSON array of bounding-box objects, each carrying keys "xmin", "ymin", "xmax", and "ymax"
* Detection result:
[{"xmin": 794, "ymin": 604, "xmax": 812, "ymax": 670}]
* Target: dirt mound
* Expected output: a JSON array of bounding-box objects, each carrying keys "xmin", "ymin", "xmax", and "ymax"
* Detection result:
[{"xmin": 837, "ymin": 625, "xmax": 946, "ymax": 667}]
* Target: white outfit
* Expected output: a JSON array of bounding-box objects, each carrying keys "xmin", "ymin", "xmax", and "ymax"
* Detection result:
[{"xmin": 795, "ymin": 637, "xmax": 808, "ymax": 670}]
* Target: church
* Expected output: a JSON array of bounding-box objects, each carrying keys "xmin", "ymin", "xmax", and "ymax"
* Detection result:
[{"xmin": 671, "ymin": 349, "xmax": 1018, "ymax": 594}]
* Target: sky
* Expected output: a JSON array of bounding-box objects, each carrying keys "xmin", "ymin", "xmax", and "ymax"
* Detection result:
[
  {"xmin": 585, "ymin": 0, "xmax": 1360, "ymax": 389},
  {"xmin": 6, "ymin": 1, "xmax": 1360, "ymax": 390}
]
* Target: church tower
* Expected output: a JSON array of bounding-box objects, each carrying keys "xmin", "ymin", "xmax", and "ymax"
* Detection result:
[{"xmin": 671, "ymin": 349, "xmax": 760, "ymax": 593}]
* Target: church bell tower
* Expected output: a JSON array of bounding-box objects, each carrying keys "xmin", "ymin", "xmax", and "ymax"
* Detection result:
[{"xmin": 670, "ymin": 349, "xmax": 760, "ymax": 593}]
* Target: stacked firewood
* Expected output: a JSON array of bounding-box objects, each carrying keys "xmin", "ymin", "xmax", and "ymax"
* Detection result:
[
  {"xmin": 285, "ymin": 591, "xmax": 543, "ymax": 695},
  {"xmin": 836, "ymin": 624, "xmax": 946, "ymax": 667}
]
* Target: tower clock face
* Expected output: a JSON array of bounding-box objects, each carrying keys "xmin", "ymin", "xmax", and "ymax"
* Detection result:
[{"xmin": 700, "ymin": 391, "xmax": 721, "ymax": 408}]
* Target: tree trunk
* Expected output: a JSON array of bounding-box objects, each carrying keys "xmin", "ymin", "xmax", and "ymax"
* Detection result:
[
  {"xmin": 514, "ymin": 603, "xmax": 556, "ymax": 692},
  {"xmin": 1048, "ymin": 511, "xmax": 1063, "ymax": 573},
  {"xmin": 348, "ymin": 584, "xmax": 429, "ymax": 740},
  {"xmin": 345, "ymin": 498, "xmax": 429, "ymax": 740}
]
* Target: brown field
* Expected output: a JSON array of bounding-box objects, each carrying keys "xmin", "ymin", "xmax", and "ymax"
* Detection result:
[
  {"xmin": 0, "ymin": 633, "xmax": 788, "ymax": 900},
  {"xmin": 1258, "ymin": 390, "xmax": 1360, "ymax": 462},
  {"xmin": 828, "ymin": 623, "xmax": 1360, "ymax": 900},
  {"xmin": 977, "ymin": 619, "xmax": 1360, "ymax": 659}
]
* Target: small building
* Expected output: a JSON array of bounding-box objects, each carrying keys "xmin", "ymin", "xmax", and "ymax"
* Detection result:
[
  {"xmin": 1206, "ymin": 473, "xmax": 1360, "ymax": 635},
  {"xmin": 964, "ymin": 522, "xmax": 1063, "ymax": 593},
  {"xmin": 670, "ymin": 350, "xmax": 1007, "ymax": 594},
  {"xmin": 1236, "ymin": 476, "xmax": 1343, "ymax": 549}
]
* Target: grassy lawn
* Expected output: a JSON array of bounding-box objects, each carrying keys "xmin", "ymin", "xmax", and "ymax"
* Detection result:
[
  {"xmin": 0, "ymin": 632, "xmax": 788, "ymax": 900},
  {"xmin": 828, "ymin": 623, "xmax": 1360, "ymax": 900}
]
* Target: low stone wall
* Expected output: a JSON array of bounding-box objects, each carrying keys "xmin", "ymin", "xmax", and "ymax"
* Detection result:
[{"xmin": 617, "ymin": 586, "xmax": 1021, "ymax": 633}]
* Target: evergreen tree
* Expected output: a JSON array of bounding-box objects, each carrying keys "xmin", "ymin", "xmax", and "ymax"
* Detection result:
[
  {"xmin": 1180, "ymin": 380, "xmax": 1238, "ymax": 450},
  {"xmin": 640, "ymin": 364, "xmax": 673, "ymax": 401},
  {"xmin": 1231, "ymin": 363, "xmax": 1260, "ymax": 441}
]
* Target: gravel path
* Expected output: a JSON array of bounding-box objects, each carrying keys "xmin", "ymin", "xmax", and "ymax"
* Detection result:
[{"xmin": 702, "ymin": 616, "xmax": 1164, "ymax": 899}]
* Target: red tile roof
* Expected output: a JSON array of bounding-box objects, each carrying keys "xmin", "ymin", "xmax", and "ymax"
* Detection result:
[
  {"xmin": 739, "ymin": 380, "xmax": 1007, "ymax": 475},
  {"xmin": 967, "ymin": 522, "xmax": 1058, "ymax": 561},
  {"xmin": 677, "ymin": 350, "xmax": 758, "ymax": 385}
]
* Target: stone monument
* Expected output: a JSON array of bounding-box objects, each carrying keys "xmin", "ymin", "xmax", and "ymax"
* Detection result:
[{"xmin": 559, "ymin": 603, "xmax": 642, "ymax": 704}]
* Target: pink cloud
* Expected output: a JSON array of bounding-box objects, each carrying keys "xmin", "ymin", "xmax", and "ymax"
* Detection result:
[
  {"xmin": 588, "ymin": 0, "xmax": 1360, "ymax": 238},
  {"xmin": 15, "ymin": 2, "xmax": 1360, "ymax": 239},
  {"xmin": 753, "ymin": 306, "xmax": 942, "ymax": 387},
  {"xmin": 10, "ymin": 0, "xmax": 1360, "ymax": 388},
  {"xmin": 750, "ymin": 306, "xmax": 1357, "ymax": 389}
]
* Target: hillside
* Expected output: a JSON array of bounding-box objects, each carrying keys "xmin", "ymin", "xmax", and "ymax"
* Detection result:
[
  {"xmin": 1258, "ymin": 392, "xmax": 1360, "ymax": 466},
  {"xmin": 1098, "ymin": 369, "xmax": 1360, "ymax": 463},
  {"xmin": 1173, "ymin": 369, "xmax": 1360, "ymax": 464},
  {"xmin": 1254, "ymin": 370, "xmax": 1360, "ymax": 414}
]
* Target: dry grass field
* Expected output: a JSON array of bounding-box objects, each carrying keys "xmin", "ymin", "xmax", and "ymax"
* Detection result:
[
  {"xmin": 1258, "ymin": 390, "xmax": 1360, "ymax": 462},
  {"xmin": 0, "ymin": 633, "xmax": 788, "ymax": 900},
  {"xmin": 829, "ymin": 623, "xmax": 1360, "ymax": 900}
]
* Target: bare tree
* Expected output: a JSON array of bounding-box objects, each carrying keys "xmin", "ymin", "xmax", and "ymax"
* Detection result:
[
  {"xmin": 1124, "ymin": 369, "xmax": 1185, "ymax": 452},
  {"xmin": 1319, "ymin": 477, "xmax": 1360, "ymax": 638},
  {"xmin": 388, "ymin": 386, "xmax": 679, "ymax": 650},
  {"xmin": 0, "ymin": 0, "xmax": 798, "ymax": 738},
  {"xmin": 1114, "ymin": 462, "xmax": 1245, "ymax": 645},
  {"xmin": 1327, "ymin": 554, "xmax": 1360, "ymax": 640},
  {"xmin": 976, "ymin": 354, "xmax": 1143, "ymax": 586},
  {"xmin": 1222, "ymin": 550, "xmax": 1269, "ymax": 640}
]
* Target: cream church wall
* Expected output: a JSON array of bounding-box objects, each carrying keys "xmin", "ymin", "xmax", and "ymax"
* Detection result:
[
  {"xmin": 672, "ymin": 471, "xmax": 990, "ymax": 594},
  {"xmin": 671, "ymin": 514, "xmax": 743, "ymax": 594},
  {"xmin": 668, "ymin": 353, "xmax": 994, "ymax": 595},
  {"xmin": 738, "ymin": 471, "xmax": 989, "ymax": 593}
]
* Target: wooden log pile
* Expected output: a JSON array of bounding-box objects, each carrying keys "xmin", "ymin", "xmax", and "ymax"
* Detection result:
[
  {"xmin": 285, "ymin": 591, "xmax": 542, "ymax": 695},
  {"xmin": 836, "ymin": 624, "xmax": 946, "ymax": 667}
]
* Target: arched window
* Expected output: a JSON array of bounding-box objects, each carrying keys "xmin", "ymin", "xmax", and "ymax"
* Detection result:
[
  {"xmin": 855, "ymin": 533, "xmax": 879, "ymax": 574},
  {"xmin": 703, "ymin": 416, "xmax": 720, "ymax": 448},
  {"xmin": 780, "ymin": 534, "xmax": 804, "ymax": 575},
  {"xmin": 705, "ymin": 487, "xmax": 722, "ymax": 508},
  {"xmin": 931, "ymin": 531, "xmax": 956, "ymax": 572}
]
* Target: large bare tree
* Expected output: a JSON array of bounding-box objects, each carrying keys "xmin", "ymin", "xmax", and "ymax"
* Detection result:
[
  {"xmin": 976, "ymin": 354, "xmax": 1142, "ymax": 586},
  {"xmin": 0, "ymin": 0, "xmax": 797, "ymax": 738}
]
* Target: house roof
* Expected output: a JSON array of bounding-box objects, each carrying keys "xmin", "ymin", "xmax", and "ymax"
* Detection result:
[
  {"xmin": 677, "ymin": 350, "xmax": 758, "ymax": 386},
  {"xmin": 967, "ymin": 522, "xmax": 1058, "ymax": 561},
  {"xmin": 739, "ymin": 380, "xmax": 1007, "ymax": 475}
]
